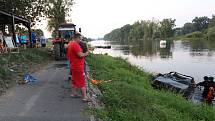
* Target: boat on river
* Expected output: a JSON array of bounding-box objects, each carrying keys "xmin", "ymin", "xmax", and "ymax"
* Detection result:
[
  {"xmin": 94, "ymin": 45, "xmax": 111, "ymax": 49},
  {"xmin": 160, "ymin": 40, "xmax": 166, "ymax": 45},
  {"xmin": 152, "ymin": 72, "xmax": 195, "ymax": 99}
]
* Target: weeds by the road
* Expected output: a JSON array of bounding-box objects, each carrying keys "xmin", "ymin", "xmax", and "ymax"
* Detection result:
[
  {"xmin": 0, "ymin": 48, "xmax": 50, "ymax": 93},
  {"xmin": 87, "ymin": 54, "xmax": 215, "ymax": 121}
]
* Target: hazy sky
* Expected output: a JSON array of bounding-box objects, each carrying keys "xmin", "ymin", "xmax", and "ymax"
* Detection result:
[{"xmin": 39, "ymin": 0, "xmax": 215, "ymax": 38}]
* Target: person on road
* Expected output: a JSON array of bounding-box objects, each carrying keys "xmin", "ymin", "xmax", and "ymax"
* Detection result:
[
  {"xmin": 15, "ymin": 32, "xmax": 20, "ymax": 46},
  {"xmin": 40, "ymin": 34, "xmax": 46, "ymax": 47},
  {"xmin": 68, "ymin": 33, "xmax": 89, "ymax": 102},
  {"xmin": 20, "ymin": 34, "xmax": 27, "ymax": 49},
  {"xmin": 31, "ymin": 30, "xmax": 37, "ymax": 47},
  {"xmin": 79, "ymin": 40, "xmax": 88, "ymax": 53}
]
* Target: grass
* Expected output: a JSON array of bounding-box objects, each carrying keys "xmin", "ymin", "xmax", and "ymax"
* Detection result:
[
  {"xmin": 173, "ymin": 32, "xmax": 207, "ymax": 40},
  {"xmin": 87, "ymin": 54, "xmax": 215, "ymax": 121},
  {"xmin": 0, "ymin": 48, "xmax": 51, "ymax": 93}
]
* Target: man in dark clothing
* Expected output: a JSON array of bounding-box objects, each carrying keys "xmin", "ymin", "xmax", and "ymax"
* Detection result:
[
  {"xmin": 31, "ymin": 31, "xmax": 37, "ymax": 46},
  {"xmin": 207, "ymin": 77, "xmax": 215, "ymax": 104},
  {"xmin": 79, "ymin": 41, "xmax": 88, "ymax": 53},
  {"xmin": 197, "ymin": 76, "xmax": 210, "ymax": 99},
  {"xmin": 197, "ymin": 76, "xmax": 215, "ymax": 104}
]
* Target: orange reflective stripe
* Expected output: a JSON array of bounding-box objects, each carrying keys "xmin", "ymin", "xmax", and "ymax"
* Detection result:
[{"xmin": 206, "ymin": 87, "xmax": 214, "ymax": 99}]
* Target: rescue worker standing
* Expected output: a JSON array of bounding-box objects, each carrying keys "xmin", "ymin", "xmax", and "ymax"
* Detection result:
[
  {"xmin": 197, "ymin": 76, "xmax": 215, "ymax": 104},
  {"xmin": 206, "ymin": 77, "xmax": 215, "ymax": 104}
]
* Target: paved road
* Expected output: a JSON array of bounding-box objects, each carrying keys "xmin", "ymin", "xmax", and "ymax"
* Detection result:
[{"xmin": 0, "ymin": 61, "xmax": 89, "ymax": 121}]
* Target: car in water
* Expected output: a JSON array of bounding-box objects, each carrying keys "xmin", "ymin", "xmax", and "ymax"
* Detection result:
[{"xmin": 152, "ymin": 71, "xmax": 196, "ymax": 99}]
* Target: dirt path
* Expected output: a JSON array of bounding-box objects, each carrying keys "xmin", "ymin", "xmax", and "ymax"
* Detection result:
[{"xmin": 0, "ymin": 61, "xmax": 89, "ymax": 121}]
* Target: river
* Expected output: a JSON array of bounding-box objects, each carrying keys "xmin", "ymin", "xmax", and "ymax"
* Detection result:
[{"xmin": 89, "ymin": 39, "xmax": 215, "ymax": 83}]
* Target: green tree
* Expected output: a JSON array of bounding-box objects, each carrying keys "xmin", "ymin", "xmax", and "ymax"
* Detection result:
[
  {"xmin": 192, "ymin": 16, "xmax": 209, "ymax": 31},
  {"xmin": 207, "ymin": 26, "xmax": 215, "ymax": 41},
  {"xmin": 209, "ymin": 15, "xmax": 215, "ymax": 28},
  {"xmin": 159, "ymin": 18, "xmax": 176, "ymax": 39},
  {"xmin": 119, "ymin": 24, "xmax": 132, "ymax": 41},
  {"xmin": 174, "ymin": 27, "xmax": 183, "ymax": 36},
  {"xmin": 182, "ymin": 23, "xmax": 195, "ymax": 34},
  {"xmin": 46, "ymin": 0, "xmax": 74, "ymax": 36},
  {"xmin": 15, "ymin": 25, "xmax": 28, "ymax": 35},
  {"xmin": 15, "ymin": 25, "xmax": 43, "ymax": 38},
  {"xmin": 104, "ymin": 28, "xmax": 121, "ymax": 41},
  {"xmin": 143, "ymin": 20, "xmax": 159, "ymax": 39},
  {"xmin": 104, "ymin": 19, "xmax": 175, "ymax": 41},
  {"xmin": 129, "ymin": 21, "xmax": 144, "ymax": 40},
  {"xmin": 105, "ymin": 21, "xmax": 144, "ymax": 41},
  {"xmin": 0, "ymin": 0, "xmax": 47, "ymax": 26}
]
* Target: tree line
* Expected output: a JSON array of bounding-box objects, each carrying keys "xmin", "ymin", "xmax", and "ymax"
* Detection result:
[
  {"xmin": 104, "ymin": 15, "xmax": 215, "ymax": 41},
  {"xmin": 177, "ymin": 16, "xmax": 215, "ymax": 40},
  {"xmin": 0, "ymin": 0, "xmax": 73, "ymax": 36}
]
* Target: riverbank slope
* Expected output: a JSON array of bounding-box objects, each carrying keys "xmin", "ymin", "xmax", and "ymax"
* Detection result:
[{"xmin": 87, "ymin": 54, "xmax": 215, "ymax": 121}]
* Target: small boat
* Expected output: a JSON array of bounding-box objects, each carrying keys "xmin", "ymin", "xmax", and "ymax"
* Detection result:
[
  {"xmin": 160, "ymin": 40, "xmax": 166, "ymax": 45},
  {"xmin": 94, "ymin": 45, "xmax": 111, "ymax": 49},
  {"xmin": 152, "ymin": 72, "xmax": 195, "ymax": 99}
]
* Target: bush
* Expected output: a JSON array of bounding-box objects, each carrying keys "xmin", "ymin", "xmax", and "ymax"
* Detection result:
[
  {"xmin": 207, "ymin": 26, "xmax": 215, "ymax": 41},
  {"xmin": 185, "ymin": 31, "xmax": 205, "ymax": 38}
]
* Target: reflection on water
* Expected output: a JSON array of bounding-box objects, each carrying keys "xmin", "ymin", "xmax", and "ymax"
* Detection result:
[{"xmin": 89, "ymin": 39, "xmax": 215, "ymax": 82}]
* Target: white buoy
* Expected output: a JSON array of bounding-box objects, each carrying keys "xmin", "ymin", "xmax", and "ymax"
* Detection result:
[
  {"xmin": 160, "ymin": 40, "xmax": 167, "ymax": 48},
  {"xmin": 160, "ymin": 40, "xmax": 166, "ymax": 45}
]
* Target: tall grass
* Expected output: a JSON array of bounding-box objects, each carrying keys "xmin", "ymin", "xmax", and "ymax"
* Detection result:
[{"xmin": 87, "ymin": 54, "xmax": 215, "ymax": 121}]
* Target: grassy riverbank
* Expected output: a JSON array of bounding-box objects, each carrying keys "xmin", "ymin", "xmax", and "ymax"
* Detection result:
[
  {"xmin": 0, "ymin": 48, "xmax": 51, "ymax": 93},
  {"xmin": 87, "ymin": 54, "xmax": 215, "ymax": 121},
  {"xmin": 173, "ymin": 31, "xmax": 207, "ymax": 40}
]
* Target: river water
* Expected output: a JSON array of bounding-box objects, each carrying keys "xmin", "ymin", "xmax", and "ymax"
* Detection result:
[{"xmin": 89, "ymin": 39, "xmax": 215, "ymax": 83}]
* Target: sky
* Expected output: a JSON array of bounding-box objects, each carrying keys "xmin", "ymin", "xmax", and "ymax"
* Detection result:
[{"xmin": 38, "ymin": 0, "xmax": 215, "ymax": 38}]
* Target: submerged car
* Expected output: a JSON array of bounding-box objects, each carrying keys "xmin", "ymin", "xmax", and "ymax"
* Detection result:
[{"xmin": 152, "ymin": 72, "xmax": 196, "ymax": 99}]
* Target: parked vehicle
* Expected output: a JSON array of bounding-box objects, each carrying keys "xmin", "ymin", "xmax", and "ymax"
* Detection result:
[{"xmin": 52, "ymin": 23, "xmax": 81, "ymax": 60}]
